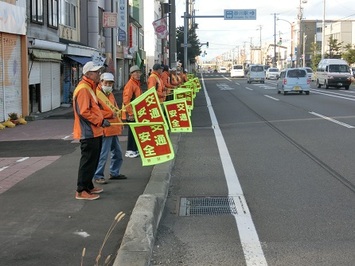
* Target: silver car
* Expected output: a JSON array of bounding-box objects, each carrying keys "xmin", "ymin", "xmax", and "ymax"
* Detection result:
[
  {"xmin": 277, "ymin": 68, "xmax": 310, "ymax": 95},
  {"xmin": 266, "ymin": 67, "xmax": 280, "ymax": 80}
]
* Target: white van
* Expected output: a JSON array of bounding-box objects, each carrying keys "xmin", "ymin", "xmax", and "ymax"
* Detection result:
[
  {"xmin": 316, "ymin": 59, "xmax": 352, "ymax": 90},
  {"xmin": 230, "ymin": 64, "xmax": 244, "ymax": 78},
  {"xmin": 219, "ymin": 66, "xmax": 227, "ymax": 73},
  {"xmin": 247, "ymin": 64, "xmax": 265, "ymax": 84}
]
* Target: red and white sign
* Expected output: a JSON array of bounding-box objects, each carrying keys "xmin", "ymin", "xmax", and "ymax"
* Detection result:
[
  {"xmin": 152, "ymin": 17, "xmax": 168, "ymax": 39},
  {"xmin": 103, "ymin": 12, "xmax": 117, "ymax": 28}
]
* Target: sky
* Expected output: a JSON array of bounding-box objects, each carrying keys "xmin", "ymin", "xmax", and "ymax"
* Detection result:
[{"xmin": 175, "ymin": 0, "xmax": 355, "ymax": 61}]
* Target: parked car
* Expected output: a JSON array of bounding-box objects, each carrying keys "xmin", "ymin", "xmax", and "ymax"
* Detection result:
[
  {"xmin": 300, "ymin": 67, "xmax": 315, "ymax": 81},
  {"xmin": 277, "ymin": 68, "xmax": 310, "ymax": 95},
  {"xmin": 247, "ymin": 64, "xmax": 265, "ymax": 83},
  {"xmin": 316, "ymin": 59, "xmax": 352, "ymax": 90},
  {"xmin": 265, "ymin": 67, "xmax": 280, "ymax": 80},
  {"xmin": 230, "ymin": 64, "xmax": 244, "ymax": 78},
  {"xmin": 219, "ymin": 67, "xmax": 227, "ymax": 73}
]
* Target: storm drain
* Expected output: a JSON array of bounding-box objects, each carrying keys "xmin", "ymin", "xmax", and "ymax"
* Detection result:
[{"xmin": 179, "ymin": 196, "xmax": 238, "ymax": 216}]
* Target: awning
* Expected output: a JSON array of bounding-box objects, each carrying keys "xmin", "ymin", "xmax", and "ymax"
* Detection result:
[
  {"xmin": 67, "ymin": 55, "xmax": 92, "ymax": 65},
  {"xmin": 30, "ymin": 49, "xmax": 62, "ymax": 62}
]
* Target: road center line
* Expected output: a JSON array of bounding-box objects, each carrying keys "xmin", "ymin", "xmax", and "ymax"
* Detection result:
[
  {"xmin": 245, "ymin": 87, "xmax": 253, "ymax": 91},
  {"xmin": 202, "ymin": 76, "xmax": 268, "ymax": 266},
  {"xmin": 309, "ymin": 111, "xmax": 355, "ymax": 129}
]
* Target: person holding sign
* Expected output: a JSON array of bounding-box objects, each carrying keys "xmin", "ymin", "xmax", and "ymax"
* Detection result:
[
  {"xmin": 147, "ymin": 63, "xmax": 166, "ymax": 103},
  {"xmin": 170, "ymin": 67, "xmax": 182, "ymax": 87},
  {"xmin": 161, "ymin": 65, "xmax": 176, "ymax": 101},
  {"xmin": 73, "ymin": 61, "xmax": 108, "ymax": 200},
  {"xmin": 122, "ymin": 65, "xmax": 142, "ymax": 158},
  {"xmin": 93, "ymin": 73, "xmax": 126, "ymax": 184}
]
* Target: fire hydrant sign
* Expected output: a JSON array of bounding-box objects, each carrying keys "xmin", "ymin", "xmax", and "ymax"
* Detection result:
[
  {"xmin": 129, "ymin": 123, "xmax": 174, "ymax": 166},
  {"xmin": 163, "ymin": 99, "xmax": 192, "ymax": 132}
]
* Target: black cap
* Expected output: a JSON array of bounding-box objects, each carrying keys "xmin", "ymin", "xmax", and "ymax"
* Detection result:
[{"xmin": 153, "ymin": 63, "xmax": 163, "ymax": 71}]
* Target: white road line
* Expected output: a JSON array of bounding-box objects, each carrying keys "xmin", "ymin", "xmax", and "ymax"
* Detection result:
[
  {"xmin": 311, "ymin": 90, "xmax": 355, "ymax": 101},
  {"xmin": 245, "ymin": 87, "xmax": 253, "ymax": 91},
  {"xmin": 235, "ymin": 82, "xmax": 240, "ymax": 86},
  {"xmin": 0, "ymin": 166, "xmax": 9, "ymax": 172},
  {"xmin": 16, "ymin": 157, "xmax": 29, "ymax": 162},
  {"xmin": 202, "ymin": 77, "xmax": 268, "ymax": 266},
  {"xmin": 62, "ymin": 135, "xmax": 71, "ymax": 140},
  {"xmin": 309, "ymin": 111, "xmax": 355, "ymax": 129},
  {"xmin": 264, "ymin": 95, "xmax": 279, "ymax": 101}
]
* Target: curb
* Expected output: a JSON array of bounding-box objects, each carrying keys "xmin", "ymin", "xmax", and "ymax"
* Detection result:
[{"xmin": 113, "ymin": 133, "xmax": 180, "ymax": 266}]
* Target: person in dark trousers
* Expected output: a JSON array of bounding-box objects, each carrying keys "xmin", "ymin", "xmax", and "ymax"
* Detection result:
[
  {"xmin": 122, "ymin": 65, "xmax": 142, "ymax": 158},
  {"xmin": 73, "ymin": 61, "xmax": 110, "ymax": 200}
]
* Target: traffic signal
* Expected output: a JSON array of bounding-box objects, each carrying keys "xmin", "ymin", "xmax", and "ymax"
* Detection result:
[
  {"xmin": 207, "ymin": 42, "xmax": 209, "ymax": 48},
  {"xmin": 278, "ymin": 37, "xmax": 282, "ymax": 45}
]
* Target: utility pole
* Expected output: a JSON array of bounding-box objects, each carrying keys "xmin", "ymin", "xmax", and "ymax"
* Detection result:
[
  {"xmin": 183, "ymin": 0, "xmax": 189, "ymax": 70},
  {"xmin": 169, "ymin": 0, "xmax": 176, "ymax": 67},
  {"xmin": 257, "ymin": 25, "xmax": 263, "ymax": 64},
  {"xmin": 297, "ymin": 0, "xmax": 308, "ymax": 67},
  {"xmin": 273, "ymin": 13, "xmax": 278, "ymax": 67},
  {"xmin": 321, "ymin": 0, "xmax": 326, "ymax": 60}
]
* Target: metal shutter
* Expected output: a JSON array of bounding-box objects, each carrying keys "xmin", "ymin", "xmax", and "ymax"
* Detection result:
[{"xmin": 0, "ymin": 33, "xmax": 22, "ymax": 122}]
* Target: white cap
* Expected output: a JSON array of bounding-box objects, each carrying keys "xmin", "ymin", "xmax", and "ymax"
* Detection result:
[
  {"xmin": 83, "ymin": 61, "xmax": 103, "ymax": 74},
  {"xmin": 171, "ymin": 67, "xmax": 177, "ymax": 71},
  {"xmin": 100, "ymin": 72, "xmax": 115, "ymax": 81}
]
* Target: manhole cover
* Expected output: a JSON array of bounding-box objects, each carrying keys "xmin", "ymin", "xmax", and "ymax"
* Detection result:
[{"xmin": 179, "ymin": 196, "xmax": 238, "ymax": 216}]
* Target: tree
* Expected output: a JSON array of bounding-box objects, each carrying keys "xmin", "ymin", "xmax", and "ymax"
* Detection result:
[
  {"xmin": 310, "ymin": 42, "xmax": 321, "ymax": 70},
  {"xmin": 342, "ymin": 44, "xmax": 355, "ymax": 65},
  {"xmin": 325, "ymin": 36, "xmax": 343, "ymax": 59},
  {"xmin": 176, "ymin": 26, "xmax": 201, "ymax": 67}
]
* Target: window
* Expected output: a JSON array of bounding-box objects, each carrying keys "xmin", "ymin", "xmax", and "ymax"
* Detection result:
[
  {"xmin": 48, "ymin": 0, "xmax": 59, "ymax": 28},
  {"xmin": 31, "ymin": 0, "xmax": 44, "ymax": 24},
  {"xmin": 60, "ymin": 0, "xmax": 77, "ymax": 28},
  {"xmin": 251, "ymin": 66, "xmax": 264, "ymax": 72},
  {"xmin": 287, "ymin": 69, "xmax": 306, "ymax": 78}
]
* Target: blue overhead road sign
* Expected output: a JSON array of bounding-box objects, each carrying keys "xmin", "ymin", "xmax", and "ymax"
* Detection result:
[{"xmin": 224, "ymin": 9, "xmax": 256, "ymax": 20}]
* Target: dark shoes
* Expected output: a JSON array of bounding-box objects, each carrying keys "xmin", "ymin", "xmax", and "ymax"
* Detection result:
[{"xmin": 109, "ymin": 174, "xmax": 127, "ymax": 180}]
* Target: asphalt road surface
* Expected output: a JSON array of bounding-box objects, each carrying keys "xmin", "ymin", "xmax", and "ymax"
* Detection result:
[{"xmin": 151, "ymin": 73, "xmax": 355, "ymax": 266}]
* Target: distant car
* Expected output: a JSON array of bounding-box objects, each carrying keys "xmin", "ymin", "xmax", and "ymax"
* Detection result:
[
  {"xmin": 300, "ymin": 67, "xmax": 315, "ymax": 81},
  {"xmin": 230, "ymin": 64, "xmax": 244, "ymax": 78},
  {"xmin": 316, "ymin": 59, "xmax": 352, "ymax": 90},
  {"xmin": 247, "ymin": 64, "xmax": 265, "ymax": 84},
  {"xmin": 277, "ymin": 68, "xmax": 310, "ymax": 95},
  {"xmin": 265, "ymin": 67, "xmax": 280, "ymax": 80},
  {"xmin": 219, "ymin": 67, "xmax": 227, "ymax": 73},
  {"xmin": 351, "ymin": 67, "xmax": 355, "ymax": 78}
]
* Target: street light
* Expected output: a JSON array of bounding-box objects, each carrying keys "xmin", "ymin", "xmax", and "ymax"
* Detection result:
[{"xmin": 277, "ymin": 17, "xmax": 294, "ymax": 67}]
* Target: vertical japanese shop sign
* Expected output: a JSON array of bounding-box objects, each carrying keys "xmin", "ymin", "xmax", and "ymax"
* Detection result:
[
  {"xmin": 118, "ymin": 0, "xmax": 127, "ymax": 42},
  {"xmin": 163, "ymin": 100, "xmax": 192, "ymax": 132},
  {"xmin": 129, "ymin": 123, "xmax": 174, "ymax": 166}
]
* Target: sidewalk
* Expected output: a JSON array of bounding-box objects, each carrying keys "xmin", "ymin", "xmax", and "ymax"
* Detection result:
[{"xmin": 0, "ymin": 103, "xmax": 176, "ymax": 266}]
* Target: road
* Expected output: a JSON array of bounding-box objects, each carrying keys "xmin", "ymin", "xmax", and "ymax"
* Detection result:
[{"xmin": 151, "ymin": 73, "xmax": 355, "ymax": 266}]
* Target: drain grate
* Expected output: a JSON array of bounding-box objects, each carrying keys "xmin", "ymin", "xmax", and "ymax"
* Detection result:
[{"xmin": 179, "ymin": 196, "xmax": 238, "ymax": 216}]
